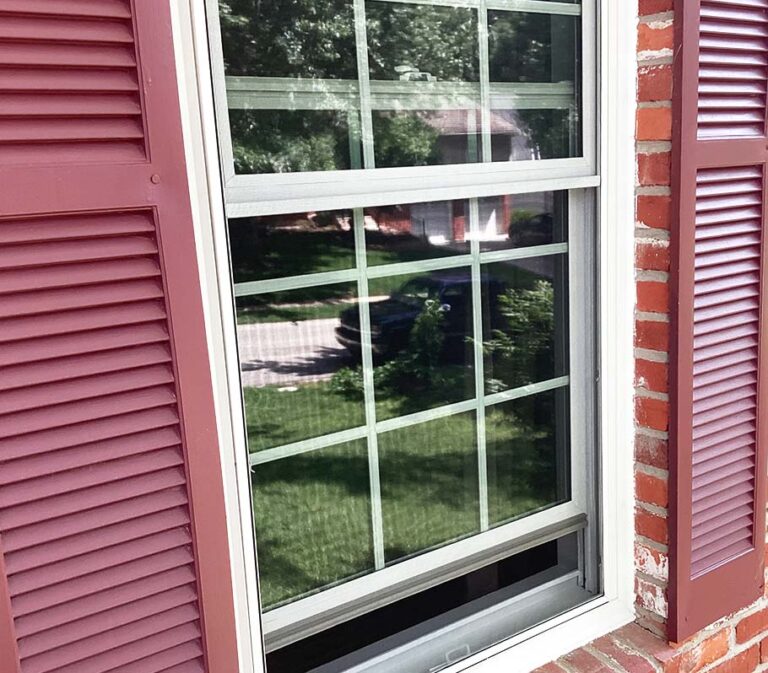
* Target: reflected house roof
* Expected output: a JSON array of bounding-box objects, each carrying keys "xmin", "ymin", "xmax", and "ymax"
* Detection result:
[{"xmin": 420, "ymin": 108, "xmax": 524, "ymax": 136}]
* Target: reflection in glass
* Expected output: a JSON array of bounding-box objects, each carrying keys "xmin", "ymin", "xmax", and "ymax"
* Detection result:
[
  {"xmin": 229, "ymin": 212, "xmax": 356, "ymax": 283},
  {"xmin": 486, "ymin": 389, "xmax": 570, "ymax": 527},
  {"xmin": 357, "ymin": 273, "xmax": 476, "ymax": 420},
  {"xmin": 366, "ymin": 1, "xmax": 479, "ymax": 82},
  {"xmin": 237, "ymin": 284, "xmax": 365, "ymax": 452},
  {"xmin": 477, "ymin": 192, "xmax": 567, "ymax": 252},
  {"xmin": 481, "ymin": 257, "xmax": 568, "ymax": 393},
  {"xmin": 379, "ymin": 414, "xmax": 480, "ymax": 563},
  {"xmin": 252, "ymin": 440, "xmax": 374, "ymax": 608},
  {"xmin": 372, "ymin": 110, "xmax": 481, "ymax": 168},
  {"xmin": 219, "ymin": 0, "xmax": 357, "ymax": 79},
  {"xmin": 488, "ymin": 11, "xmax": 581, "ymax": 161},
  {"xmin": 230, "ymin": 110, "xmax": 360, "ymax": 174},
  {"xmin": 364, "ymin": 200, "xmax": 470, "ymax": 265}
]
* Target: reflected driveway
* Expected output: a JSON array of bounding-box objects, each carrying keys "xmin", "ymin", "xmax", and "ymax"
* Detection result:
[{"xmin": 237, "ymin": 318, "xmax": 351, "ymax": 388}]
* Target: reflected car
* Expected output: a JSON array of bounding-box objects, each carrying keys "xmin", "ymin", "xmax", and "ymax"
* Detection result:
[{"xmin": 336, "ymin": 271, "xmax": 504, "ymax": 359}]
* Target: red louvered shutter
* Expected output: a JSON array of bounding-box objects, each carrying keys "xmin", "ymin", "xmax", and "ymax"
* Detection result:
[
  {"xmin": 670, "ymin": 0, "xmax": 768, "ymax": 641},
  {"xmin": 0, "ymin": 2, "xmax": 238, "ymax": 671}
]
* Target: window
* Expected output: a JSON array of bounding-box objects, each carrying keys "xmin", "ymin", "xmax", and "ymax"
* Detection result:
[{"xmin": 207, "ymin": 0, "xmax": 603, "ymax": 670}]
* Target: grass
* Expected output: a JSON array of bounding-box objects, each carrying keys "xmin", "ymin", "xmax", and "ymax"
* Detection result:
[{"xmin": 249, "ymin": 391, "xmax": 561, "ymax": 609}]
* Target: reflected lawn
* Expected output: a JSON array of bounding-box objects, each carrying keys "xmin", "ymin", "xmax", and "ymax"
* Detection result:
[{"xmin": 250, "ymin": 396, "xmax": 559, "ymax": 608}]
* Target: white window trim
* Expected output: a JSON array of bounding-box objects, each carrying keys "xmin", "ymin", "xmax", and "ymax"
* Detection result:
[{"xmin": 170, "ymin": 0, "xmax": 637, "ymax": 669}]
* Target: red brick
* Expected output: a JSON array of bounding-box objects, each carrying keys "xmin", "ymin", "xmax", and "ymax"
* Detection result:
[
  {"xmin": 533, "ymin": 664, "xmax": 569, "ymax": 673},
  {"xmin": 592, "ymin": 636, "xmax": 656, "ymax": 673},
  {"xmin": 737, "ymin": 607, "xmax": 768, "ymax": 644},
  {"xmin": 760, "ymin": 635, "xmax": 768, "ymax": 663},
  {"xmin": 614, "ymin": 623, "xmax": 678, "ymax": 665},
  {"xmin": 636, "ymin": 240, "xmax": 670, "ymax": 271},
  {"xmin": 636, "ymin": 542, "xmax": 669, "ymax": 581},
  {"xmin": 709, "ymin": 646, "xmax": 758, "ymax": 673},
  {"xmin": 636, "ymin": 432, "xmax": 669, "ymax": 470},
  {"xmin": 636, "ymin": 506, "xmax": 669, "ymax": 544},
  {"xmin": 638, "ymin": 22, "xmax": 674, "ymax": 53},
  {"xmin": 562, "ymin": 648, "xmax": 612, "ymax": 673},
  {"xmin": 636, "ymin": 470, "xmax": 669, "ymax": 508},
  {"xmin": 636, "ymin": 358, "xmax": 668, "ymax": 394},
  {"xmin": 639, "ymin": 0, "xmax": 673, "ymax": 14},
  {"xmin": 637, "ymin": 280, "xmax": 669, "ymax": 313},
  {"xmin": 638, "ymin": 152, "xmax": 672, "ymax": 186},
  {"xmin": 636, "ymin": 576, "xmax": 667, "ymax": 617},
  {"xmin": 635, "ymin": 319, "xmax": 670, "ymax": 351},
  {"xmin": 637, "ymin": 107, "xmax": 673, "ymax": 141},
  {"xmin": 637, "ymin": 194, "xmax": 672, "ymax": 230},
  {"xmin": 638, "ymin": 64, "xmax": 673, "ymax": 102},
  {"xmin": 636, "ymin": 396, "xmax": 669, "ymax": 432},
  {"xmin": 677, "ymin": 629, "xmax": 731, "ymax": 673}
]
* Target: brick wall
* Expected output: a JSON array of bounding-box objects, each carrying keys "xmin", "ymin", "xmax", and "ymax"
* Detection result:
[{"xmin": 533, "ymin": 2, "xmax": 768, "ymax": 671}]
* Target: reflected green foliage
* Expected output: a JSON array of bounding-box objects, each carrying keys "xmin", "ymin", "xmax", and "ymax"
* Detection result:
[
  {"xmin": 230, "ymin": 110, "xmax": 354, "ymax": 174},
  {"xmin": 484, "ymin": 280, "xmax": 556, "ymax": 392},
  {"xmin": 487, "ymin": 391, "xmax": 566, "ymax": 525},
  {"xmin": 379, "ymin": 415, "xmax": 479, "ymax": 562},
  {"xmin": 219, "ymin": 0, "xmax": 357, "ymax": 79},
  {"xmin": 252, "ymin": 441, "xmax": 374, "ymax": 608},
  {"xmin": 371, "ymin": 113, "xmax": 441, "ymax": 168},
  {"xmin": 366, "ymin": 2, "xmax": 479, "ymax": 81}
]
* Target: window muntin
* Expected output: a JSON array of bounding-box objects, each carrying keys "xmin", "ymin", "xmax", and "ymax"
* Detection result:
[{"xmin": 216, "ymin": 0, "xmax": 583, "ymax": 176}]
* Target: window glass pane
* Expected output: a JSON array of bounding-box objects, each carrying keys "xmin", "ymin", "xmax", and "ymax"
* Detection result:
[
  {"xmin": 486, "ymin": 389, "xmax": 570, "ymax": 527},
  {"xmin": 229, "ymin": 212, "xmax": 356, "ymax": 283},
  {"xmin": 252, "ymin": 440, "xmax": 374, "ymax": 608},
  {"xmin": 366, "ymin": 1, "xmax": 479, "ymax": 82},
  {"xmin": 365, "ymin": 200, "xmax": 471, "ymax": 265},
  {"xmin": 230, "ymin": 110, "xmax": 361, "ymax": 174},
  {"xmin": 477, "ymin": 191, "xmax": 567, "ymax": 252},
  {"xmin": 237, "ymin": 284, "xmax": 366, "ymax": 452},
  {"xmin": 481, "ymin": 256, "xmax": 569, "ymax": 393},
  {"xmin": 365, "ymin": 272, "xmax": 476, "ymax": 420},
  {"xmin": 379, "ymin": 414, "xmax": 480, "ymax": 564},
  {"xmin": 488, "ymin": 10, "xmax": 581, "ymax": 161},
  {"xmin": 372, "ymin": 109, "xmax": 481, "ymax": 168}
]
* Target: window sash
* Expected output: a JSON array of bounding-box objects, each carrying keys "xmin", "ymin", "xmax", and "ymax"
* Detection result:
[{"xmin": 205, "ymin": 0, "xmax": 597, "ymax": 211}]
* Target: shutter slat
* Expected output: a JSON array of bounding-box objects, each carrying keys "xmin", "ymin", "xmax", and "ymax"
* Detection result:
[{"xmin": 0, "ymin": 0, "xmax": 133, "ymax": 20}]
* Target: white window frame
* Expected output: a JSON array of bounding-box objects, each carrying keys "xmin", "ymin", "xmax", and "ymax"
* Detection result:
[{"xmin": 169, "ymin": 0, "xmax": 637, "ymax": 668}]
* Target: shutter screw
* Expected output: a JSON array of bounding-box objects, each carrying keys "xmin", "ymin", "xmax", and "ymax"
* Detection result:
[{"xmin": 151, "ymin": 174, "xmax": 161, "ymax": 184}]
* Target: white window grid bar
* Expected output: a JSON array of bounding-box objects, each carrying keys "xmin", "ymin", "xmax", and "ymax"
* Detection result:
[
  {"xmin": 205, "ymin": 0, "xmax": 596, "ymax": 214},
  {"xmin": 234, "ymin": 241, "xmax": 568, "ymax": 298},
  {"xmin": 225, "ymin": 78, "xmax": 575, "ymax": 112},
  {"xmin": 351, "ymin": 0, "xmax": 581, "ymax": 15},
  {"xmin": 354, "ymin": 207, "xmax": 387, "ymax": 570},
  {"xmin": 478, "ymin": 0, "xmax": 493, "ymax": 163},
  {"xmin": 353, "ymin": 0, "xmax": 376, "ymax": 168}
]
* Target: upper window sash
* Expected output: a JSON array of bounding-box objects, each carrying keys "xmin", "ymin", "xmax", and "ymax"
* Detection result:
[{"xmin": 206, "ymin": 0, "xmax": 598, "ymax": 216}]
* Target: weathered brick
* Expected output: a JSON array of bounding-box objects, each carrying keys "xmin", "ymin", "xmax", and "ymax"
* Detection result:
[
  {"xmin": 638, "ymin": 64, "xmax": 674, "ymax": 102},
  {"xmin": 737, "ymin": 607, "xmax": 768, "ymax": 644},
  {"xmin": 637, "ymin": 107, "xmax": 673, "ymax": 141},
  {"xmin": 636, "ymin": 240, "xmax": 670, "ymax": 272},
  {"xmin": 562, "ymin": 648, "xmax": 613, "ymax": 673},
  {"xmin": 636, "ymin": 395, "xmax": 669, "ymax": 433},
  {"xmin": 637, "ymin": 194, "xmax": 672, "ymax": 230},
  {"xmin": 675, "ymin": 629, "xmax": 731, "ymax": 673},
  {"xmin": 708, "ymin": 646, "xmax": 758, "ymax": 673},
  {"xmin": 636, "ymin": 469, "xmax": 669, "ymax": 508},
  {"xmin": 636, "ymin": 432, "xmax": 669, "ymax": 470},
  {"xmin": 614, "ymin": 623, "xmax": 678, "ymax": 667},
  {"xmin": 636, "ymin": 576, "xmax": 668, "ymax": 618},
  {"xmin": 534, "ymin": 663, "xmax": 570, "ymax": 673},
  {"xmin": 636, "ymin": 358, "xmax": 668, "ymax": 394},
  {"xmin": 638, "ymin": 22, "xmax": 674, "ymax": 54},
  {"xmin": 592, "ymin": 636, "xmax": 656, "ymax": 673},
  {"xmin": 636, "ymin": 506, "xmax": 669, "ymax": 545},
  {"xmin": 638, "ymin": 152, "xmax": 671, "ymax": 187},
  {"xmin": 639, "ymin": 0, "xmax": 673, "ymax": 14},
  {"xmin": 635, "ymin": 319, "xmax": 670, "ymax": 352},
  {"xmin": 636, "ymin": 543, "xmax": 669, "ymax": 582},
  {"xmin": 760, "ymin": 635, "xmax": 768, "ymax": 663},
  {"xmin": 637, "ymin": 280, "xmax": 669, "ymax": 314}
]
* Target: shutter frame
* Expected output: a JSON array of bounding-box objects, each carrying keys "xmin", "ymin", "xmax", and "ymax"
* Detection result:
[
  {"xmin": 0, "ymin": 1, "xmax": 239, "ymax": 670},
  {"xmin": 670, "ymin": 0, "xmax": 768, "ymax": 642}
]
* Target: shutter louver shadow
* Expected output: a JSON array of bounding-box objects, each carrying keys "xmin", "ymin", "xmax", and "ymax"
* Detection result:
[{"xmin": 670, "ymin": 0, "xmax": 768, "ymax": 642}]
